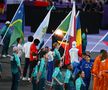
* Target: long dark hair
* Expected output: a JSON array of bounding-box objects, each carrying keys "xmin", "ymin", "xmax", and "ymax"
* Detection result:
[{"xmin": 75, "ymin": 70, "xmax": 82, "ymax": 81}]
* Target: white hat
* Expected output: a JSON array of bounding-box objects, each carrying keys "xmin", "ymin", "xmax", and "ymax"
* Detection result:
[{"xmin": 5, "ymin": 21, "xmax": 10, "ymax": 24}]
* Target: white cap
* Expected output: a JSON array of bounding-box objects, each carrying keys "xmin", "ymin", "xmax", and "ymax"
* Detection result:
[{"xmin": 5, "ymin": 21, "xmax": 10, "ymax": 24}]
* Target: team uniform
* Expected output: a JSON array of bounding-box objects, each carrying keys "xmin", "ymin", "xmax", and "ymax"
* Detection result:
[
  {"xmin": 81, "ymin": 60, "xmax": 93, "ymax": 90},
  {"xmin": 64, "ymin": 69, "xmax": 75, "ymax": 90},
  {"xmin": 0, "ymin": 25, "xmax": 11, "ymax": 56},
  {"xmin": 75, "ymin": 77, "xmax": 86, "ymax": 90},
  {"xmin": 31, "ymin": 65, "xmax": 38, "ymax": 90},
  {"xmin": 11, "ymin": 53, "xmax": 21, "ymax": 90},
  {"xmin": 91, "ymin": 55, "xmax": 101, "ymax": 90},
  {"xmin": 52, "ymin": 67, "xmax": 64, "ymax": 90},
  {"xmin": 53, "ymin": 48, "xmax": 61, "ymax": 61},
  {"xmin": 38, "ymin": 58, "xmax": 47, "ymax": 90}
]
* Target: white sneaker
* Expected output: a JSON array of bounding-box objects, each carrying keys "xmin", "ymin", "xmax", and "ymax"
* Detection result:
[
  {"xmin": 7, "ymin": 54, "xmax": 11, "ymax": 57},
  {"xmin": 2, "ymin": 55, "xmax": 6, "ymax": 58},
  {"xmin": 28, "ymin": 78, "xmax": 30, "ymax": 81},
  {"xmin": 22, "ymin": 77, "xmax": 27, "ymax": 81}
]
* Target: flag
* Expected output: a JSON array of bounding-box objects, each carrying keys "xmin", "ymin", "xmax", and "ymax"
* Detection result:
[
  {"xmin": 9, "ymin": 2, "xmax": 24, "ymax": 47},
  {"xmin": 68, "ymin": 1, "xmax": 76, "ymax": 49},
  {"xmin": 33, "ymin": 6, "xmax": 53, "ymax": 49},
  {"xmin": 57, "ymin": 11, "xmax": 71, "ymax": 35},
  {"xmin": 102, "ymin": 33, "xmax": 108, "ymax": 46},
  {"xmin": 61, "ymin": 1, "xmax": 76, "ymax": 65},
  {"xmin": 76, "ymin": 14, "xmax": 82, "ymax": 56}
]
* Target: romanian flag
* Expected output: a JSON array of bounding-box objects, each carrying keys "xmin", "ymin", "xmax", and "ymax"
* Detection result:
[
  {"xmin": 76, "ymin": 14, "xmax": 82, "ymax": 56},
  {"xmin": 102, "ymin": 33, "xmax": 108, "ymax": 46},
  {"xmin": 9, "ymin": 2, "xmax": 24, "ymax": 47}
]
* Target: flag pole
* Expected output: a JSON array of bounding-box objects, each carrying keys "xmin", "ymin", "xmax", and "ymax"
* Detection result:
[
  {"xmin": 40, "ymin": 11, "xmax": 72, "ymax": 50},
  {"xmin": 0, "ymin": 0, "xmax": 24, "ymax": 44},
  {"xmin": 90, "ymin": 32, "xmax": 108, "ymax": 52}
]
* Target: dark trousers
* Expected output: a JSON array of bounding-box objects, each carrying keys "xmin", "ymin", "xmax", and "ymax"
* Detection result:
[
  {"xmin": 47, "ymin": 61, "xmax": 54, "ymax": 82},
  {"xmin": 32, "ymin": 78, "xmax": 38, "ymax": 90},
  {"xmin": 23, "ymin": 58, "xmax": 30, "ymax": 77},
  {"xmin": 84, "ymin": 77, "xmax": 91, "ymax": 90},
  {"xmin": 29, "ymin": 60, "xmax": 37, "ymax": 78},
  {"xmin": 38, "ymin": 78, "xmax": 46, "ymax": 90},
  {"xmin": 11, "ymin": 72, "xmax": 20, "ymax": 90},
  {"xmin": 2, "ymin": 41, "xmax": 9, "ymax": 55},
  {"xmin": 65, "ymin": 83, "xmax": 75, "ymax": 90},
  {"xmin": 53, "ymin": 85, "xmax": 63, "ymax": 90}
]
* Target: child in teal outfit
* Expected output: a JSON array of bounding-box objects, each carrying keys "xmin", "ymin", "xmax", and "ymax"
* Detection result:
[
  {"xmin": 64, "ymin": 64, "xmax": 75, "ymax": 90},
  {"xmin": 52, "ymin": 60, "xmax": 64, "ymax": 90},
  {"xmin": 37, "ymin": 51, "xmax": 48, "ymax": 90},
  {"xmin": 75, "ymin": 71, "xmax": 86, "ymax": 90}
]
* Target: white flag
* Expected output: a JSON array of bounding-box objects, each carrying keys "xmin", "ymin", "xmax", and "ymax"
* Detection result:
[
  {"xmin": 68, "ymin": 1, "xmax": 76, "ymax": 37},
  {"xmin": 33, "ymin": 6, "xmax": 53, "ymax": 41}
]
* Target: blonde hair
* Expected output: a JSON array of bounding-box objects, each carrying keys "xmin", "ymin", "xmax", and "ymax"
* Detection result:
[{"xmin": 53, "ymin": 42, "xmax": 59, "ymax": 48}]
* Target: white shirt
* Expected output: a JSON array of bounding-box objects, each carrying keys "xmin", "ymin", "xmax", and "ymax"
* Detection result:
[
  {"xmin": 69, "ymin": 47, "xmax": 79, "ymax": 63},
  {"xmin": 23, "ymin": 42, "xmax": 32, "ymax": 58},
  {"xmin": 17, "ymin": 44, "xmax": 23, "ymax": 58},
  {"xmin": 48, "ymin": 51, "xmax": 54, "ymax": 62}
]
